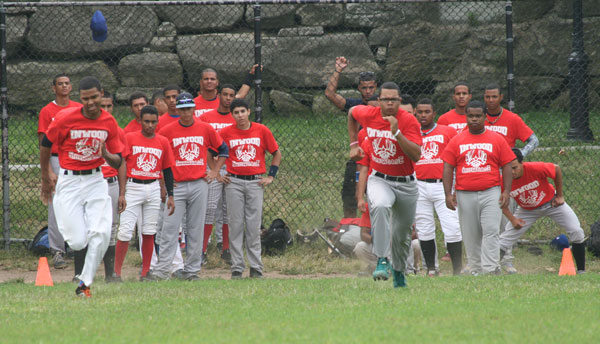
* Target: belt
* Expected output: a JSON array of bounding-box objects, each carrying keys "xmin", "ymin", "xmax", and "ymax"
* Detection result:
[
  {"xmin": 229, "ymin": 174, "xmax": 261, "ymax": 181},
  {"xmin": 128, "ymin": 178, "xmax": 157, "ymax": 184},
  {"xmin": 374, "ymin": 172, "xmax": 415, "ymax": 183},
  {"xmin": 105, "ymin": 176, "xmax": 117, "ymax": 183},
  {"xmin": 63, "ymin": 167, "xmax": 100, "ymax": 175},
  {"xmin": 51, "ymin": 153, "xmax": 59, "ymax": 157},
  {"xmin": 418, "ymin": 178, "xmax": 443, "ymax": 183}
]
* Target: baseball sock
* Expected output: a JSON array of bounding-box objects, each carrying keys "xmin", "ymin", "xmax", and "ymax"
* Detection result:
[
  {"xmin": 203, "ymin": 224, "xmax": 213, "ymax": 253},
  {"xmin": 446, "ymin": 241, "xmax": 463, "ymax": 275},
  {"xmin": 500, "ymin": 249, "xmax": 506, "ymax": 261},
  {"xmin": 141, "ymin": 235, "xmax": 154, "ymax": 277},
  {"xmin": 103, "ymin": 245, "xmax": 116, "ymax": 278},
  {"xmin": 222, "ymin": 224, "xmax": 230, "ymax": 250},
  {"xmin": 114, "ymin": 240, "xmax": 129, "ymax": 277},
  {"xmin": 571, "ymin": 243, "xmax": 586, "ymax": 271},
  {"xmin": 419, "ymin": 239, "xmax": 437, "ymax": 272},
  {"xmin": 73, "ymin": 246, "xmax": 87, "ymax": 277}
]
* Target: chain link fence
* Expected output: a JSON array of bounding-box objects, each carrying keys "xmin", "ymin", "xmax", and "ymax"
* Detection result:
[{"xmin": 1, "ymin": 0, "xmax": 599, "ymax": 246}]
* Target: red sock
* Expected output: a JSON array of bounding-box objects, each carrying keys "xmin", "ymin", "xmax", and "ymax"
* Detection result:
[
  {"xmin": 222, "ymin": 224, "xmax": 230, "ymax": 250},
  {"xmin": 114, "ymin": 240, "xmax": 129, "ymax": 277},
  {"xmin": 203, "ymin": 224, "xmax": 213, "ymax": 252},
  {"xmin": 141, "ymin": 234, "xmax": 155, "ymax": 277}
]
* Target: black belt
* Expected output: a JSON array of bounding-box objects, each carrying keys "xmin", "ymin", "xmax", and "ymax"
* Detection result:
[
  {"xmin": 418, "ymin": 178, "xmax": 443, "ymax": 183},
  {"xmin": 63, "ymin": 167, "xmax": 100, "ymax": 175},
  {"xmin": 374, "ymin": 172, "xmax": 414, "ymax": 183},
  {"xmin": 105, "ymin": 176, "xmax": 117, "ymax": 183},
  {"xmin": 51, "ymin": 153, "xmax": 59, "ymax": 157},
  {"xmin": 129, "ymin": 178, "xmax": 157, "ymax": 184},
  {"xmin": 229, "ymin": 174, "xmax": 261, "ymax": 181}
]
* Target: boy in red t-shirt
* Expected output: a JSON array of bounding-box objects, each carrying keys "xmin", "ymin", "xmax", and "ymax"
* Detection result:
[
  {"xmin": 442, "ymin": 101, "xmax": 515, "ymax": 275},
  {"xmin": 437, "ymin": 82, "xmax": 472, "ymax": 134},
  {"xmin": 220, "ymin": 99, "xmax": 282, "ymax": 279},
  {"xmin": 499, "ymin": 149, "xmax": 586, "ymax": 273}
]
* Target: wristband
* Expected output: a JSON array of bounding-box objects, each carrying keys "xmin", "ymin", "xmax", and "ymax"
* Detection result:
[
  {"xmin": 393, "ymin": 129, "xmax": 400, "ymax": 137},
  {"xmin": 350, "ymin": 141, "xmax": 358, "ymax": 146},
  {"xmin": 243, "ymin": 73, "xmax": 254, "ymax": 86},
  {"xmin": 268, "ymin": 165, "xmax": 279, "ymax": 178}
]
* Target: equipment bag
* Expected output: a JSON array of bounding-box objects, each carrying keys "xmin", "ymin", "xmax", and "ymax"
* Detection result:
[
  {"xmin": 587, "ymin": 221, "xmax": 600, "ymax": 257},
  {"xmin": 261, "ymin": 218, "xmax": 293, "ymax": 256},
  {"xmin": 29, "ymin": 226, "xmax": 50, "ymax": 255}
]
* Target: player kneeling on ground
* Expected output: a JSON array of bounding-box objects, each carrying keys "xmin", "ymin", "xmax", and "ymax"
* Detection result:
[
  {"xmin": 113, "ymin": 105, "xmax": 176, "ymax": 281},
  {"xmin": 499, "ymin": 149, "xmax": 586, "ymax": 273},
  {"xmin": 219, "ymin": 99, "xmax": 282, "ymax": 279}
]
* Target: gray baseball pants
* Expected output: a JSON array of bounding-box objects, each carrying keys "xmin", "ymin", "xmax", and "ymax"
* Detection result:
[
  {"xmin": 106, "ymin": 178, "xmax": 119, "ymax": 246},
  {"xmin": 456, "ymin": 186, "xmax": 502, "ymax": 274},
  {"xmin": 153, "ymin": 179, "xmax": 208, "ymax": 278},
  {"xmin": 205, "ymin": 166, "xmax": 228, "ymax": 225},
  {"xmin": 366, "ymin": 173, "xmax": 418, "ymax": 272},
  {"xmin": 499, "ymin": 198, "xmax": 516, "ymax": 264},
  {"xmin": 48, "ymin": 156, "xmax": 66, "ymax": 253},
  {"xmin": 500, "ymin": 201, "xmax": 585, "ymax": 251},
  {"xmin": 225, "ymin": 177, "xmax": 264, "ymax": 273}
]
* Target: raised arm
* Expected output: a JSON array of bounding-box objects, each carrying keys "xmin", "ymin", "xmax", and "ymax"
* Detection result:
[{"xmin": 324, "ymin": 56, "xmax": 349, "ymax": 111}]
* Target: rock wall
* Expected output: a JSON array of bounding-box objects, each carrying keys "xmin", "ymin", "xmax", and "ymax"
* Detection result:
[{"xmin": 5, "ymin": 0, "xmax": 600, "ymax": 114}]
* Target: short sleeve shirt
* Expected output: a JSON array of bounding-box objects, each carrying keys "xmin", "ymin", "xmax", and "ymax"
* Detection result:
[
  {"xmin": 437, "ymin": 109, "xmax": 467, "ymax": 133},
  {"xmin": 415, "ymin": 124, "xmax": 457, "ymax": 180},
  {"xmin": 506, "ymin": 162, "xmax": 556, "ymax": 209},
  {"xmin": 219, "ymin": 123, "xmax": 279, "ymax": 175},
  {"xmin": 123, "ymin": 131, "xmax": 174, "ymax": 180},
  {"xmin": 199, "ymin": 109, "xmax": 236, "ymax": 132},
  {"xmin": 101, "ymin": 127, "xmax": 126, "ymax": 178},
  {"xmin": 441, "ymin": 129, "xmax": 515, "ymax": 191},
  {"xmin": 45, "ymin": 107, "xmax": 123, "ymax": 170},
  {"xmin": 158, "ymin": 113, "xmax": 180, "ymax": 129},
  {"xmin": 194, "ymin": 95, "xmax": 219, "ymax": 118},
  {"xmin": 38, "ymin": 100, "xmax": 82, "ymax": 154},
  {"xmin": 485, "ymin": 109, "xmax": 534, "ymax": 147},
  {"xmin": 352, "ymin": 105, "xmax": 422, "ymax": 176},
  {"xmin": 158, "ymin": 120, "xmax": 224, "ymax": 182}
]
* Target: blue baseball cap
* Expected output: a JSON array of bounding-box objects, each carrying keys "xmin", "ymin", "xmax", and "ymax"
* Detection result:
[
  {"xmin": 550, "ymin": 234, "xmax": 569, "ymax": 251},
  {"xmin": 90, "ymin": 10, "xmax": 108, "ymax": 43},
  {"xmin": 176, "ymin": 92, "xmax": 195, "ymax": 108}
]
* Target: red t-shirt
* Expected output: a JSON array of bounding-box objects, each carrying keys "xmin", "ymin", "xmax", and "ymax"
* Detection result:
[
  {"xmin": 485, "ymin": 108, "xmax": 534, "ymax": 147},
  {"xmin": 101, "ymin": 127, "xmax": 125, "ymax": 178},
  {"xmin": 505, "ymin": 162, "xmax": 556, "ymax": 209},
  {"xmin": 194, "ymin": 95, "xmax": 219, "ymax": 118},
  {"xmin": 45, "ymin": 107, "xmax": 123, "ymax": 171},
  {"xmin": 158, "ymin": 120, "xmax": 224, "ymax": 182},
  {"xmin": 122, "ymin": 131, "xmax": 174, "ymax": 180},
  {"xmin": 437, "ymin": 109, "xmax": 467, "ymax": 133},
  {"xmin": 219, "ymin": 123, "xmax": 279, "ymax": 176},
  {"xmin": 124, "ymin": 119, "xmax": 161, "ymax": 135},
  {"xmin": 199, "ymin": 109, "xmax": 236, "ymax": 132},
  {"xmin": 357, "ymin": 128, "xmax": 367, "ymax": 144},
  {"xmin": 351, "ymin": 105, "xmax": 421, "ymax": 176},
  {"xmin": 415, "ymin": 124, "xmax": 457, "ymax": 180},
  {"xmin": 158, "ymin": 113, "xmax": 180, "ymax": 129},
  {"xmin": 38, "ymin": 100, "xmax": 82, "ymax": 154},
  {"xmin": 441, "ymin": 129, "xmax": 515, "ymax": 191}
]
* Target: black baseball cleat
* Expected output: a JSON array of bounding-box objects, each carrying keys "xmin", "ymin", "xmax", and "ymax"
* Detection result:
[
  {"xmin": 221, "ymin": 249, "xmax": 232, "ymax": 265},
  {"xmin": 231, "ymin": 271, "xmax": 243, "ymax": 280},
  {"xmin": 249, "ymin": 268, "xmax": 264, "ymax": 279},
  {"xmin": 201, "ymin": 252, "xmax": 208, "ymax": 266},
  {"xmin": 75, "ymin": 282, "xmax": 91, "ymax": 298}
]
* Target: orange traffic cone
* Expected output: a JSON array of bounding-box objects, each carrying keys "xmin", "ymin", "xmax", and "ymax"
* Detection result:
[
  {"xmin": 35, "ymin": 257, "xmax": 54, "ymax": 286},
  {"xmin": 558, "ymin": 247, "xmax": 576, "ymax": 276}
]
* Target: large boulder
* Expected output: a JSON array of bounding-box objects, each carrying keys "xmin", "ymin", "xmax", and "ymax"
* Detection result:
[
  {"xmin": 264, "ymin": 33, "xmax": 379, "ymax": 88},
  {"xmin": 6, "ymin": 15, "xmax": 28, "ymax": 57},
  {"xmin": 115, "ymin": 87, "xmax": 160, "ymax": 104},
  {"xmin": 7, "ymin": 60, "xmax": 118, "ymax": 109},
  {"xmin": 312, "ymin": 89, "xmax": 361, "ymax": 115},
  {"xmin": 439, "ymin": 1, "xmax": 504, "ymax": 24},
  {"xmin": 118, "ymin": 52, "xmax": 183, "ymax": 88},
  {"xmin": 345, "ymin": 2, "xmax": 440, "ymax": 28},
  {"xmin": 155, "ymin": 4, "xmax": 244, "ymax": 32},
  {"xmin": 512, "ymin": 0, "xmax": 555, "ymax": 22},
  {"xmin": 177, "ymin": 33, "xmax": 254, "ymax": 88},
  {"xmin": 269, "ymin": 90, "xmax": 310, "ymax": 116},
  {"xmin": 245, "ymin": 4, "xmax": 297, "ymax": 29},
  {"xmin": 514, "ymin": 76, "xmax": 565, "ymax": 111},
  {"xmin": 296, "ymin": 4, "xmax": 344, "ymax": 27},
  {"xmin": 27, "ymin": 5, "xmax": 158, "ymax": 57}
]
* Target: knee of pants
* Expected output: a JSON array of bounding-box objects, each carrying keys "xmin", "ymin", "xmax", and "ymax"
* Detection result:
[
  {"xmin": 141, "ymin": 222, "xmax": 158, "ymax": 236},
  {"xmin": 444, "ymin": 233, "xmax": 462, "ymax": 244},
  {"xmin": 117, "ymin": 225, "xmax": 135, "ymax": 242},
  {"xmin": 567, "ymin": 229, "xmax": 585, "ymax": 244},
  {"xmin": 68, "ymin": 237, "xmax": 88, "ymax": 251},
  {"xmin": 416, "ymin": 226, "xmax": 435, "ymax": 242}
]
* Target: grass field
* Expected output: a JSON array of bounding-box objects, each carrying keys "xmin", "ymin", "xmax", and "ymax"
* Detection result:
[{"xmin": 1, "ymin": 273, "xmax": 599, "ymax": 343}]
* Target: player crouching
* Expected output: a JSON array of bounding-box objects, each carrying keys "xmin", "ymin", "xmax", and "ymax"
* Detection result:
[
  {"xmin": 219, "ymin": 99, "xmax": 282, "ymax": 279},
  {"xmin": 499, "ymin": 149, "xmax": 586, "ymax": 273},
  {"xmin": 113, "ymin": 105, "xmax": 176, "ymax": 281}
]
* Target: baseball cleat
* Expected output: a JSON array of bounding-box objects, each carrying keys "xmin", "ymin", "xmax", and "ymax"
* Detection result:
[
  {"xmin": 231, "ymin": 271, "xmax": 243, "ymax": 280},
  {"xmin": 75, "ymin": 282, "xmax": 91, "ymax": 298},
  {"xmin": 105, "ymin": 273, "xmax": 122, "ymax": 283},
  {"xmin": 201, "ymin": 252, "xmax": 208, "ymax": 266},
  {"xmin": 249, "ymin": 268, "xmax": 264, "ymax": 279},
  {"xmin": 393, "ymin": 270, "xmax": 407, "ymax": 288},
  {"xmin": 52, "ymin": 251, "xmax": 67, "ymax": 269},
  {"xmin": 502, "ymin": 263, "xmax": 518, "ymax": 275},
  {"xmin": 373, "ymin": 258, "xmax": 390, "ymax": 281},
  {"xmin": 221, "ymin": 249, "xmax": 232, "ymax": 265}
]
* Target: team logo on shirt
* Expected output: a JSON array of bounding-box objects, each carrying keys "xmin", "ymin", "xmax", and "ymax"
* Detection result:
[
  {"xmin": 372, "ymin": 138, "xmax": 396, "ymax": 159},
  {"xmin": 70, "ymin": 137, "xmax": 102, "ymax": 161},
  {"xmin": 462, "ymin": 149, "xmax": 491, "ymax": 173},
  {"xmin": 518, "ymin": 189, "xmax": 545, "ymax": 207},
  {"xmin": 235, "ymin": 144, "xmax": 256, "ymax": 162},
  {"xmin": 449, "ymin": 123, "xmax": 467, "ymax": 132},
  {"xmin": 195, "ymin": 109, "xmax": 211, "ymax": 117},
  {"xmin": 179, "ymin": 143, "xmax": 200, "ymax": 161},
  {"xmin": 136, "ymin": 153, "xmax": 158, "ymax": 172},
  {"xmin": 421, "ymin": 142, "xmax": 439, "ymax": 160}
]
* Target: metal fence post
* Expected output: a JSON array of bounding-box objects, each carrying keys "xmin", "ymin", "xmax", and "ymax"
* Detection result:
[
  {"xmin": 0, "ymin": 3, "xmax": 10, "ymax": 249},
  {"xmin": 567, "ymin": 0, "xmax": 594, "ymax": 141},
  {"xmin": 505, "ymin": 1, "xmax": 515, "ymax": 111},
  {"xmin": 253, "ymin": 2, "xmax": 262, "ymax": 124}
]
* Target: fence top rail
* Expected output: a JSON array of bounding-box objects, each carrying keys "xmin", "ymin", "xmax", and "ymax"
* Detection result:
[{"xmin": 0, "ymin": 0, "xmax": 460, "ymax": 7}]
